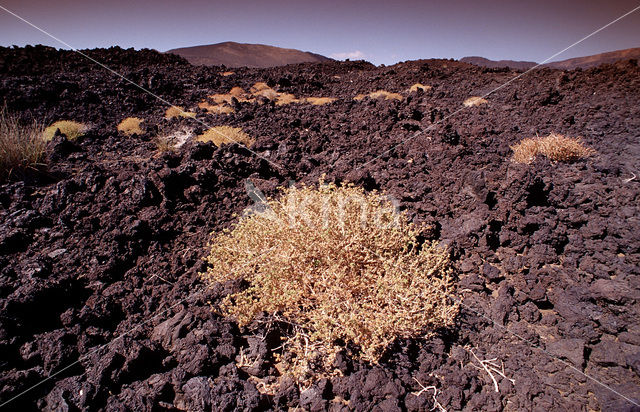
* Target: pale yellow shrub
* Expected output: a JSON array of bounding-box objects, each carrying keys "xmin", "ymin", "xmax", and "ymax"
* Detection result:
[
  {"xmin": 276, "ymin": 93, "xmax": 300, "ymax": 106},
  {"xmin": 196, "ymin": 126, "xmax": 254, "ymax": 147},
  {"xmin": 164, "ymin": 106, "xmax": 196, "ymax": 119},
  {"xmin": 198, "ymin": 101, "xmax": 235, "ymax": 114},
  {"xmin": 512, "ymin": 133, "xmax": 595, "ymax": 164},
  {"xmin": 354, "ymin": 90, "xmax": 403, "ymax": 101},
  {"xmin": 117, "ymin": 117, "xmax": 144, "ymax": 136},
  {"xmin": 43, "ymin": 120, "xmax": 88, "ymax": 141},
  {"xmin": 202, "ymin": 181, "xmax": 458, "ymax": 382},
  {"xmin": 463, "ymin": 96, "xmax": 488, "ymax": 107},
  {"xmin": 305, "ymin": 97, "xmax": 336, "ymax": 105},
  {"xmin": 409, "ymin": 83, "xmax": 431, "ymax": 92}
]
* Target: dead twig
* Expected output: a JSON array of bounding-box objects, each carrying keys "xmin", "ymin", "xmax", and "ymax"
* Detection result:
[
  {"xmin": 468, "ymin": 348, "xmax": 515, "ymax": 393},
  {"xmin": 623, "ymin": 172, "xmax": 636, "ymax": 183},
  {"xmin": 412, "ymin": 377, "xmax": 446, "ymax": 412}
]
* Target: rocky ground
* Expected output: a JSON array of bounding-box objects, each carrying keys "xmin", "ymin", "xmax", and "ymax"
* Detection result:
[{"xmin": 1, "ymin": 45, "xmax": 639, "ymax": 411}]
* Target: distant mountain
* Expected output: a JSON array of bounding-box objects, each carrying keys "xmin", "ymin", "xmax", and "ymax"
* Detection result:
[
  {"xmin": 165, "ymin": 41, "xmax": 331, "ymax": 68},
  {"xmin": 460, "ymin": 56, "xmax": 536, "ymax": 70},
  {"xmin": 545, "ymin": 47, "xmax": 640, "ymax": 70},
  {"xmin": 461, "ymin": 47, "xmax": 640, "ymax": 70}
]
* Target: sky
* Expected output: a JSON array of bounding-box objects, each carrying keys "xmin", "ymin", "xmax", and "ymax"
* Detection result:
[{"xmin": 0, "ymin": 0, "xmax": 639, "ymax": 66}]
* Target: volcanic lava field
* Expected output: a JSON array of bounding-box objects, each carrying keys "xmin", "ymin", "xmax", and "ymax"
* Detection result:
[{"xmin": 1, "ymin": 45, "xmax": 639, "ymax": 411}]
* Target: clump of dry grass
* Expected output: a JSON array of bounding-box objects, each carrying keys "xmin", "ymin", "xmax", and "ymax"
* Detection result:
[
  {"xmin": 202, "ymin": 180, "xmax": 458, "ymax": 382},
  {"xmin": 409, "ymin": 83, "xmax": 431, "ymax": 92},
  {"xmin": 164, "ymin": 106, "xmax": 196, "ymax": 119},
  {"xmin": 0, "ymin": 107, "xmax": 47, "ymax": 179},
  {"xmin": 198, "ymin": 101, "xmax": 236, "ymax": 115},
  {"xmin": 354, "ymin": 90, "xmax": 403, "ymax": 101},
  {"xmin": 196, "ymin": 126, "xmax": 254, "ymax": 147},
  {"xmin": 305, "ymin": 97, "xmax": 336, "ymax": 106},
  {"xmin": 511, "ymin": 132, "xmax": 596, "ymax": 164},
  {"xmin": 276, "ymin": 93, "xmax": 300, "ymax": 106},
  {"xmin": 229, "ymin": 87, "xmax": 246, "ymax": 97},
  {"xmin": 463, "ymin": 96, "xmax": 488, "ymax": 107},
  {"xmin": 43, "ymin": 120, "xmax": 88, "ymax": 141},
  {"xmin": 117, "ymin": 117, "xmax": 144, "ymax": 136},
  {"xmin": 250, "ymin": 82, "xmax": 271, "ymax": 94}
]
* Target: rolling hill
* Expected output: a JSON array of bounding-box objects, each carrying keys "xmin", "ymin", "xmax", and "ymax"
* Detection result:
[
  {"xmin": 462, "ymin": 47, "xmax": 640, "ymax": 70},
  {"xmin": 165, "ymin": 41, "xmax": 331, "ymax": 68}
]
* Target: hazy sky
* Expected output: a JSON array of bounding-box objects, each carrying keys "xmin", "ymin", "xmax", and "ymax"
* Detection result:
[{"xmin": 1, "ymin": 0, "xmax": 639, "ymax": 65}]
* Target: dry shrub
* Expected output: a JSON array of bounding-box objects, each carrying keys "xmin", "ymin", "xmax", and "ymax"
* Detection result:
[
  {"xmin": 196, "ymin": 126, "xmax": 254, "ymax": 147},
  {"xmin": 253, "ymin": 88, "xmax": 279, "ymax": 100},
  {"xmin": 164, "ymin": 106, "xmax": 196, "ymax": 119},
  {"xmin": 409, "ymin": 83, "xmax": 431, "ymax": 92},
  {"xmin": 305, "ymin": 97, "xmax": 336, "ymax": 106},
  {"xmin": 463, "ymin": 96, "xmax": 488, "ymax": 107},
  {"xmin": 511, "ymin": 132, "xmax": 595, "ymax": 164},
  {"xmin": 354, "ymin": 90, "xmax": 403, "ymax": 101},
  {"xmin": 0, "ymin": 107, "xmax": 46, "ymax": 179},
  {"xmin": 250, "ymin": 82, "xmax": 270, "ymax": 94},
  {"xmin": 155, "ymin": 127, "xmax": 194, "ymax": 152},
  {"xmin": 198, "ymin": 101, "xmax": 236, "ymax": 114},
  {"xmin": 43, "ymin": 120, "xmax": 88, "ymax": 141},
  {"xmin": 117, "ymin": 117, "xmax": 144, "ymax": 136},
  {"xmin": 249, "ymin": 82, "xmax": 279, "ymax": 100},
  {"xmin": 202, "ymin": 180, "xmax": 458, "ymax": 382},
  {"xmin": 276, "ymin": 93, "xmax": 300, "ymax": 106},
  {"xmin": 229, "ymin": 87, "xmax": 246, "ymax": 97}
]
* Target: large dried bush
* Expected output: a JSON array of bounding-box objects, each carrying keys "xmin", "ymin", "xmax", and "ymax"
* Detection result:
[
  {"xmin": 512, "ymin": 132, "xmax": 595, "ymax": 164},
  {"xmin": 202, "ymin": 181, "xmax": 458, "ymax": 381},
  {"xmin": 0, "ymin": 107, "xmax": 46, "ymax": 179}
]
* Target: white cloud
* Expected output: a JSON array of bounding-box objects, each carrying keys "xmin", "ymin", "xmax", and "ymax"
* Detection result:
[{"xmin": 330, "ymin": 50, "xmax": 366, "ymax": 60}]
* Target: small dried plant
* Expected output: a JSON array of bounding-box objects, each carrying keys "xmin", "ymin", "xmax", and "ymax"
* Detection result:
[
  {"xmin": 0, "ymin": 106, "xmax": 46, "ymax": 179},
  {"xmin": 43, "ymin": 120, "xmax": 88, "ymax": 141},
  {"xmin": 164, "ymin": 105, "xmax": 196, "ymax": 119},
  {"xmin": 511, "ymin": 132, "xmax": 596, "ymax": 164},
  {"xmin": 196, "ymin": 126, "xmax": 254, "ymax": 147},
  {"xmin": 305, "ymin": 97, "xmax": 336, "ymax": 106},
  {"xmin": 117, "ymin": 117, "xmax": 144, "ymax": 136},
  {"xmin": 355, "ymin": 90, "xmax": 403, "ymax": 101},
  {"xmin": 463, "ymin": 96, "xmax": 488, "ymax": 107}
]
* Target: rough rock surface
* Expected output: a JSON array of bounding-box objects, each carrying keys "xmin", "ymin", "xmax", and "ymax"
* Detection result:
[{"xmin": 1, "ymin": 45, "xmax": 639, "ymax": 410}]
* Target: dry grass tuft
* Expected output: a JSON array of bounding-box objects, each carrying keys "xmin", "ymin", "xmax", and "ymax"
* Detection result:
[
  {"xmin": 117, "ymin": 117, "xmax": 144, "ymax": 136},
  {"xmin": 354, "ymin": 90, "xmax": 403, "ymax": 101},
  {"xmin": 0, "ymin": 107, "xmax": 47, "ymax": 179},
  {"xmin": 250, "ymin": 82, "xmax": 271, "ymax": 94},
  {"xmin": 511, "ymin": 132, "xmax": 596, "ymax": 164},
  {"xmin": 202, "ymin": 180, "xmax": 458, "ymax": 382},
  {"xmin": 276, "ymin": 93, "xmax": 300, "ymax": 106},
  {"xmin": 229, "ymin": 87, "xmax": 246, "ymax": 97},
  {"xmin": 463, "ymin": 96, "xmax": 488, "ymax": 107},
  {"xmin": 198, "ymin": 101, "xmax": 236, "ymax": 115},
  {"xmin": 305, "ymin": 97, "xmax": 336, "ymax": 106},
  {"xmin": 196, "ymin": 126, "xmax": 254, "ymax": 147},
  {"xmin": 43, "ymin": 120, "xmax": 88, "ymax": 141},
  {"xmin": 409, "ymin": 83, "xmax": 431, "ymax": 93},
  {"xmin": 164, "ymin": 106, "xmax": 196, "ymax": 119}
]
